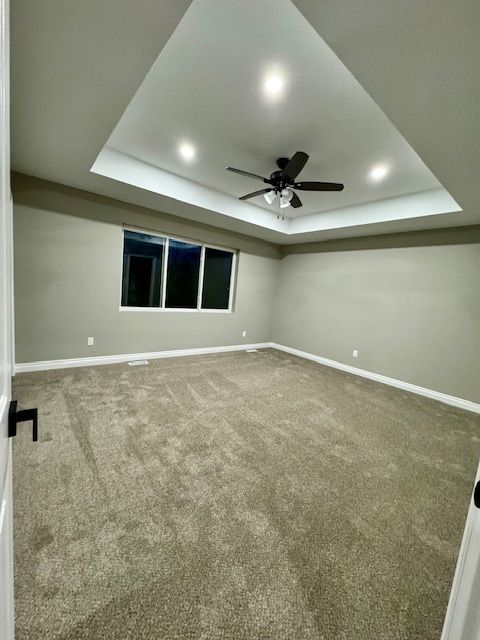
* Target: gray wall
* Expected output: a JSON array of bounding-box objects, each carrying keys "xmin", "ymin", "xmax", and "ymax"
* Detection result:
[
  {"xmin": 13, "ymin": 173, "xmax": 480, "ymax": 404},
  {"xmin": 273, "ymin": 229, "xmax": 480, "ymax": 404},
  {"xmin": 13, "ymin": 174, "xmax": 280, "ymax": 363}
]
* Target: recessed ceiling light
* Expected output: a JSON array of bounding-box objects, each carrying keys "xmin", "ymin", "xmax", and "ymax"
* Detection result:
[
  {"xmin": 263, "ymin": 71, "xmax": 286, "ymax": 100},
  {"xmin": 179, "ymin": 142, "xmax": 195, "ymax": 162},
  {"xmin": 264, "ymin": 74, "xmax": 283, "ymax": 95},
  {"xmin": 369, "ymin": 164, "xmax": 389, "ymax": 182}
]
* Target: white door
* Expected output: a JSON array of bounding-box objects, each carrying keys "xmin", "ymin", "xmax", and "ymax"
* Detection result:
[
  {"xmin": 0, "ymin": 0, "xmax": 14, "ymax": 637},
  {"xmin": 442, "ymin": 463, "xmax": 480, "ymax": 640}
]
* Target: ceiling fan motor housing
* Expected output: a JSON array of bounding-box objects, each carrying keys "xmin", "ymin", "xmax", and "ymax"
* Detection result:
[
  {"xmin": 270, "ymin": 167, "xmax": 293, "ymax": 190},
  {"xmin": 276, "ymin": 157, "xmax": 290, "ymax": 170}
]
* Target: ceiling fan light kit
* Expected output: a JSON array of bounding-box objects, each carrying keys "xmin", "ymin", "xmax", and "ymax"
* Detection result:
[
  {"xmin": 227, "ymin": 151, "xmax": 344, "ymax": 213},
  {"xmin": 264, "ymin": 189, "xmax": 276, "ymax": 205},
  {"xmin": 280, "ymin": 188, "xmax": 293, "ymax": 208}
]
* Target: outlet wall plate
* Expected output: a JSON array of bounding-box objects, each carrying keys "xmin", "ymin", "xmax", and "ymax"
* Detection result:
[
  {"xmin": 352, "ymin": 350, "xmax": 358, "ymax": 358},
  {"xmin": 87, "ymin": 337, "xmax": 94, "ymax": 346}
]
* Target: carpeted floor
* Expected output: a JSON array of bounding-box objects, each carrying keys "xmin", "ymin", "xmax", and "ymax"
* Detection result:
[{"xmin": 12, "ymin": 348, "xmax": 480, "ymax": 639}]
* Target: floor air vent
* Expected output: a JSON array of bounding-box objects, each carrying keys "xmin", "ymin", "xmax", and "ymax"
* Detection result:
[{"xmin": 128, "ymin": 360, "xmax": 149, "ymax": 366}]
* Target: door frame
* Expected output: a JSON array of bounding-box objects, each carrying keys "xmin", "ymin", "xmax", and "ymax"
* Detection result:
[
  {"xmin": 0, "ymin": 0, "xmax": 14, "ymax": 637},
  {"xmin": 442, "ymin": 462, "xmax": 480, "ymax": 639}
]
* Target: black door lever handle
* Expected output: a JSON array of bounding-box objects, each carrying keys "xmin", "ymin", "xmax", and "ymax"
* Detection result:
[
  {"xmin": 8, "ymin": 400, "xmax": 38, "ymax": 441},
  {"xmin": 474, "ymin": 482, "xmax": 480, "ymax": 509}
]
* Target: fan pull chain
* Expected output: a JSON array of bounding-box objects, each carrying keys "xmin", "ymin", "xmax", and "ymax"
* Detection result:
[{"xmin": 276, "ymin": 193, "xmax": 285, "ymax": 221}]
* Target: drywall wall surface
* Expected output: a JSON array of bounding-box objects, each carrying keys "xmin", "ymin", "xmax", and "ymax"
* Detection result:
[
  {"xmin": 273, "ymin": 230, "xmax": 480, "ymax": 403},
  {"xmin": 13, "ymin": 174, "xmax": 280, "ymax": 362}
]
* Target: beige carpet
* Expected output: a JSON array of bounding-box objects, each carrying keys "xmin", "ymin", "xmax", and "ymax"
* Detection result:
[{"xmin": 12, "ymin": 348, "xmax": 480, "ymax": 639}]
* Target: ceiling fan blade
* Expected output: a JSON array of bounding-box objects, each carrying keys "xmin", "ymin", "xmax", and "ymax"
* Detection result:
[
  {"xmin": 294, "ymin": 181, "xmax": 344, "ymax": 191},
  {"xmin": 290, "ymin": 192, "xmax": 302, "ymax": 208},
  {"xmin": 239, "ymin": 189, "xmax": 271, "ymax": 200},
  {"xmin": 282, "ymin": 151, "xmax": 309, "ymax": 180},
  {"xmin": 227, "ymin": 166, "xmax": 269, "ymax": 182}
]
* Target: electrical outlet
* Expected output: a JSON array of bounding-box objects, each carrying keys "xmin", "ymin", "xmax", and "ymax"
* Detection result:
[
  {"xmin": 352, "ymin": 349, "xmax": 358, "ymax": 358},
  {"xmin": 87, "ymin": 337, "xmax": 94, "ymax": 346},
  {"xmin": 242, "ymin": 330, "xmax": 247, "ymax": 338}
]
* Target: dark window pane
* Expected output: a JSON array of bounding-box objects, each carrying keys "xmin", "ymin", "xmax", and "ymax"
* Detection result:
[
  {"xmin": 165, "ymin": 240, "xmax": 201, "ymax": 308},
  {"xmin": 122, "ymin": 231, "xmax": 164, "ymax": 307},
  {"xmin": 201, "ymin": 248, "xmax": 234, "ymax": 310},
  {"xmin": 126, "ymin": 256, "xmax": 154, "ymax": 306}
]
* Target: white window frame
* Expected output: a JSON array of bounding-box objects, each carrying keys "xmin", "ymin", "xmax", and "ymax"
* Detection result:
[{"xmin": 119, "ymin": 226, "xmax": 237, "ymax": 313}]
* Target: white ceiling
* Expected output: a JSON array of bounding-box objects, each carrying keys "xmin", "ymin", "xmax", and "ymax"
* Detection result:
[
  {"xmin": 103, "ymin": 0, "xmax": 441, "ymax": 219},
  {"xmin": 11, "ymin": 0, "xmax": 479, "ymax": 245}
]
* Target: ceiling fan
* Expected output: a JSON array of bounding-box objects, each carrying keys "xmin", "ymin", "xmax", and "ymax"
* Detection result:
[{"xmin": 226, "ymin": 151, "xmax": 344, "ymax": 210}]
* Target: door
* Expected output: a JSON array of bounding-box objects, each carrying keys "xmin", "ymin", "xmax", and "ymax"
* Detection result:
[
  {"xmin": 442, "ymin": 463, "xmax": 480, "ymax": 640},
  {"xmin": 0, "ymin": 0, "xmax": 14, "ymax": 637}
]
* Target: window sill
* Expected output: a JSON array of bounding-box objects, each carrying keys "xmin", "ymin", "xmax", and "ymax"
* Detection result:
[{"xmin": 118, "ymin": 307, "xmax": 232, "ymax": 314}]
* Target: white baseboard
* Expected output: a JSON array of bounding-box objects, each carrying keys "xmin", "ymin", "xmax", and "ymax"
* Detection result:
[
  {"xmin": 14, "ymin": 343, "xmax": 272, "ymax": 373},
  {"xmin": 15, "ymin": 341, "xmax": 480, "ymax": 414},
  {"xmin": 271, "ymin": 342, "xmax": 480, "ymax": 414}
]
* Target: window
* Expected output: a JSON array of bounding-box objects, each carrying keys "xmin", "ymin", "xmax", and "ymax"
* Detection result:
[
  {"xmin": 121, "ymin": 229, "xmax": 235, "ymax": 312},
  {"xmin": 122, "ymin": 231, "xmax": 164, "ymax": 307},
  {"xmin": 202, "ymin": 248, "xmax": 234, "ymax": 310},
  {"xmin": 165, "ymin": 240, "xmax": 201, "ymax": 309}
]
